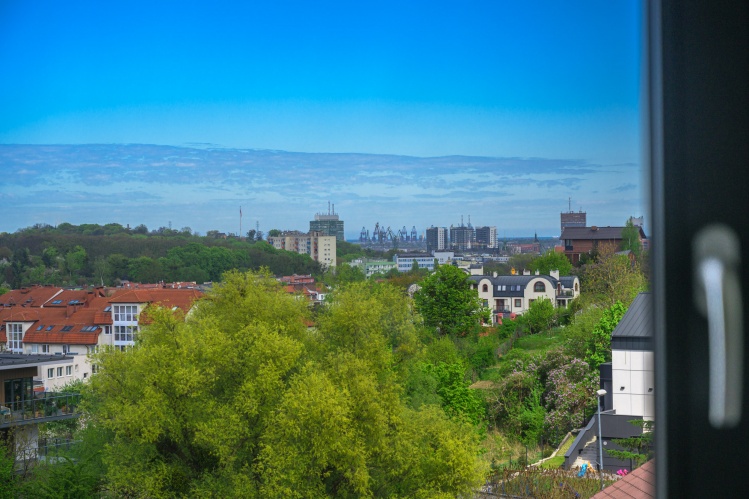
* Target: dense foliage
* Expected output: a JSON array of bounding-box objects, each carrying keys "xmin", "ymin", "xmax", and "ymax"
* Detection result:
[
  {"xmin": 0, "ymin": 223, "xmax": 323, "ymax": 287},
  {"xmin": 46, "ymin": 271, "xmax": 488, "ymax": 497},
  {"xmin": 413, "ymin": 264, "xmax": 484, "ymax": 336}
]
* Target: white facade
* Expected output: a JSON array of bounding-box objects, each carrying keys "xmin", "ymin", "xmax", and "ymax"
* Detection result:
[
  {"xmin": 432, "ymin": 251, "xmax": 455, "ymax": 264},
  {"xmin": 394, "ymin": 254, "xmax": 437, "ymax": 272},
  {"xmin": 612, "ymin": 349, "xmax": 655, "ymax": 420}
]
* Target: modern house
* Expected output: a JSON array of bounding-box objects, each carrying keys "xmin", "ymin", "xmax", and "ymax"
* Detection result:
[
  {"xmin": 469, "ymin": 270, "xmax": 580, "ymax": 322},
  {"xmin": 560, "ymin": 225, "xmax": 647, "ymax": 264},
  {"xmin": 565, "ymin": 292, "xmax": 653, "ymax": 473}
]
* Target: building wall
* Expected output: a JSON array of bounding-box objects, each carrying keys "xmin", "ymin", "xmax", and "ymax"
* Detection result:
[
  {"xmin": 612, "ymin": 349, "xmax": 655, "ymax": 419},
  {"xmin": 269, "ymin": 232, "xmax": 337, "ymax": 267},
  {"xmin": 23, "ymin": 343, "xmax": 98, "ymax": 391},
  {"xmin": 395, "ymin": 255, "xmax": 436, "ymax": 272}
]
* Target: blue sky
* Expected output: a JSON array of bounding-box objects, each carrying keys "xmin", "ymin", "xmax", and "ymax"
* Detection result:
[{"xmin": 0, "ymin": 1, "xmax": 645, "ymax": 238}]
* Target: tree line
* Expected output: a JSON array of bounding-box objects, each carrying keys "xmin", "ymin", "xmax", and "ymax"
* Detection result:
[{"xmin": 0, "ymin": 223, "xmax": 324, "ymax": 288}]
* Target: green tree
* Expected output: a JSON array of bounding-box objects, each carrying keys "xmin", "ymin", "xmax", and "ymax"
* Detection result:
[
  {"xmin": 84, "ymin": 270, "xmax": 485, "ymax": 497},
  {"xmin": 524, "ymin": 297, "xmax": 556, "ymax": 334},
  {"xmin": 414, "ymin": 264, "xmax": 483, "ymax": 336},
  {"xmin": 64, "ymin": 245, "xmax": 88, "ymax": 281},
  {"xmin": 606, "ymin": 419, "xmax": 654, "ymax": 468},
  {"xmin": 530, "ymin": 249, "xmax": 572, "ymax": 276},
  {"xmin": 620, "ymin": 219, "xmax": 642, "ymax": 259},
  {"xmin": 581, "ymin": 242, "xmax": 647, "ymax": 306},
  {"xmin": 585, "ymin": 300, "xmax": 627, "ymax": 371},
  {"xmin": 423, "ymin": 361, "xmax": 485, "ymax": 425}
]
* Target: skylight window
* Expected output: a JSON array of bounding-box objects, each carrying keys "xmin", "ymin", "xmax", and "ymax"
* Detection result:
[
  {"xmin": 36, "ymin": 325, "xmax": 44, "ymax": 331},
  {"xmin": 61, "ymin": 325, "xmax": 74, "ymax": 332},
  {"xmin": 104, "ymin": 306, "xmax": 111, "ymax": 312},
  {"xmin": 51, "ymin": 300, "xmax": 62, "ymax": 304},
  {"xmin": 46, "ymin": 325, "xmax": 54, "ymax": 331}
]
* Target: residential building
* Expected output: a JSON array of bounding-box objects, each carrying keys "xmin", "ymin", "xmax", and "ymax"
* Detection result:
[
  {"xmin": 425, "ymin": 226, "xmax": 448, "ymax": 253},
  {"xmin": 309, "ymin": 204, "xmax": 344, "ymax": 241},
  {"xmin": 394, "ymin": 253, "xmax": 437, "ymax": 272},
  {"xmin": 469, "ymin": 269, "xmax": 580, "ymax": 322},
  {"xmin": 475, "ymin": 226, "xmax": 497, "ymax": 249},
  {"xmin": 561, "ymin": 225, "xmax": 648, "ymax": 264},
  {"xmin": 268, "ymin": 231, "xmax": 337, "ymax": 267},
  {"xmin": 0, "ymin": 285, "xmax": 202, "ymax": 391},
  {"xmin": 349, "ymin": 259, "xmax": 397, "ymax": 277}
]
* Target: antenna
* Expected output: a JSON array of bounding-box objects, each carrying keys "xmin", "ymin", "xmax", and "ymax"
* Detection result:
[
  {"xmin": 569, "ymin": 197, "xmax": 572, "ymax": 212},
  {"xmin": 328, "ymin": 201, "xmax": 331, "ymax": 215}
]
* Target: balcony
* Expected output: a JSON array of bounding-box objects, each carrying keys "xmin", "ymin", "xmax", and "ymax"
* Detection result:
[
  {"xmin": 557, "ymin": 290, "xmax": 574, "ymax": 297},
  {"xmin": 0, "ymin": 393, "xmax": 81, "ymax": 428}
]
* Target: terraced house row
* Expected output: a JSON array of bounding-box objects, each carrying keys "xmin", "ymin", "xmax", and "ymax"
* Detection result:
[{"xmin": 0, "ymin": 284, "xmax": 202, "ymax": 392}]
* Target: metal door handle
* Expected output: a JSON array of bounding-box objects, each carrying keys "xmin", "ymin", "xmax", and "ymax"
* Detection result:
[{"xmin": 694, "ymin": 224, "xmax": 744, "ymax": 428}]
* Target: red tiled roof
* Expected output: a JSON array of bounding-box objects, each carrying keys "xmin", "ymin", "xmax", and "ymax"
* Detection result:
[
  {"xmin": 22, "ymin": 330, "xmax": 100, "ymax": 345},
  {"xmin": 592, "ymin": 460, "xmax": 655, "ymax": 499},
  {"xmin": 108, "ymin": 289, "xmax": 202, "ymax": 311},
  {"xmin": 0, "ymin": 286, "xmax": 63, "ymax": 307}
]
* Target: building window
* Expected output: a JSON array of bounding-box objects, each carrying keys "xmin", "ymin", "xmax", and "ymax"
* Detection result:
[
  {"xmin": 104, "ymin": 325, "xmax": 111, "ymax": 335},
  {"xmin": 514, "ymin": 299, "xmax": 522, "ymax": 308},
  {"xmin": 534, "ymin": 282, "xmax": 546, "ymax": 292},
  {"xmin": 57, "ymin": 367, "xmax": 63, "ymax": 377},
  {"xmin": 114, "ymin": 325, "xmax": 138, "ymax": 342},
  {"xmin": 31, "ymin": 344, "xmax": 38, "ymax": 354},
  {"xmin": 482, "ymin": 284, "xmax": 488, "ymax": 292},
  {"xmin": 574, "ymin": 283, "xmax": 579, "ymax": 292},
  {"xmin": 62, "ymin": 345, "xmax": 70, "ymax": 354},
  {"xmin": 8, "ymin": 323, "xmax": 23, "ymax": 353},
  {"xmin": 91, "ymin": 365, "xmax": 98, "ymax": 374},
  {"xmin": 47, "ymin": 368, "xmax": 54, "ymax": 378},
  {"xmin": 66, "ymin": 366, "xmax": 72, "ymax": 376},
  {"xmin": 42, "ymin": 344, "xmax": 50, "ymax": 353},
  {"xmin": 113, "ymin": 305, "xmax": 138, "ymax": 322}
]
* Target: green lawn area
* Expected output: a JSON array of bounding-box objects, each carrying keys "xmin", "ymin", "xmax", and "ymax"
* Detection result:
[{"xmin": 513, "ymin": 331, "xmax": 565, "ymax": 354}]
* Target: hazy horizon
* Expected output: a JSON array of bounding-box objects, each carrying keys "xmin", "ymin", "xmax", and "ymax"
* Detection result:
[{"xmin": 0, "ymin": 1, "xmax": 646, "ymax": 238}]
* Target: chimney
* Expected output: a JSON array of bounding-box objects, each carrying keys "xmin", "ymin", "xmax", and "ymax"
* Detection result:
[
  {"xmin": 591, "ymin": 225, "xmax": 598, "ymax": 231},
  {"xmin": 523, "ymin": 269, "xmax": 530, "ymax": 276},
  {"xmin": 535, "ymin": 270, "xmax": 540, "ymax": 275},
  {"xmin": 550, "ymin": 269, "xmax": 560, "ymax": 280},
  {"xmin": 493, "ymin": 272, "xmax": 498, "ymax": 278}
]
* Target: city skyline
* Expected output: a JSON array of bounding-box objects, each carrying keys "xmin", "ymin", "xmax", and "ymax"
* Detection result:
[{"xmin": 0, "ymin": 1, "xmax": 645, "ymax": 236}]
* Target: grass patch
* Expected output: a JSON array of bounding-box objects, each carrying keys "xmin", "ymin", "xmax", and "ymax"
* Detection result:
[
  {"xmin": 540, "ymin": 455, "xmax": 565, "ymax": 469},
  {"xmin": 513, "ymin": 332, "xmax": 564, "ymax": 354}
]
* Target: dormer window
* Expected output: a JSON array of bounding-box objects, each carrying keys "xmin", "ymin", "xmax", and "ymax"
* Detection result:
[{"xmin": 534, "ymin": 282, "xmax": 546, "ymax": 292}]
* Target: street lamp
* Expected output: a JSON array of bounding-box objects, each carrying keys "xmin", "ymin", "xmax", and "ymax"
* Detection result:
[{"xmin": 597, "ymin": 388, "xmax": 607, "ymax": 491}]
